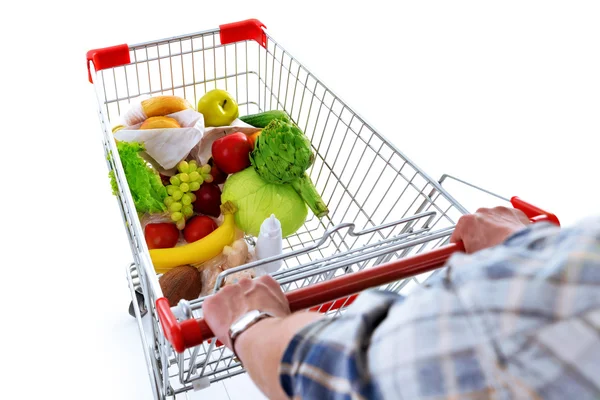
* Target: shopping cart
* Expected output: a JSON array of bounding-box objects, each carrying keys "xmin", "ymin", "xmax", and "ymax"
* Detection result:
[{"xmin": 86, "ymin": 19, "xmax": 560, "ymax": 399}]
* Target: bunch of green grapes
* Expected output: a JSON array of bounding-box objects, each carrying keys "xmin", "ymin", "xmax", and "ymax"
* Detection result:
[{"xmin": 164, "ymin": 160, "xmax": 213, "ymax": 230}]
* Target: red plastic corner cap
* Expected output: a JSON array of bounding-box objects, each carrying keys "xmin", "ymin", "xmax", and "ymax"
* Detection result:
[
  {"xmin": 219, "ymin": 19, "xmax": 267, "ymax": 48},
  {"xmin": 510, "ymin": 196, "xmax": 560, "ymax": 227},
  {"xmin": 86, "ymin": 43, "xmax": 130, "ymax": 84},
  {"xmin": 156, "ymin": 297, "xmax": 185, "ymax": 353},
  {"xmin": 156, "ymin": 297, "xmax": 209, "ymax": 353}
]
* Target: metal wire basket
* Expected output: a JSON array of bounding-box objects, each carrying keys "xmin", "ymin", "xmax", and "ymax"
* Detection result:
[{"xmin": 87, "ymin": 19, "xmax": 558, "ymax": 399}]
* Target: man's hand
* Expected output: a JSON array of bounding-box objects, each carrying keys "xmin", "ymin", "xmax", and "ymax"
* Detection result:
[
  {"xmin": 203, "ymin": 275, "xmax": 291, "ymax": 351},
  {"xmin": 203, "ymin": 275, "xmax": 322, "ymax": 400},
  {"xmin": 449, "ymin": 206, "xmax": 530, "ymax": 253}
]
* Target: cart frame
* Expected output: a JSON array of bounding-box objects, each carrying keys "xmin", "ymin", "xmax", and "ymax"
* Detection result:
[{"xmin": 87, "ymin": 19, "xmax": 558, "ymax": 399}]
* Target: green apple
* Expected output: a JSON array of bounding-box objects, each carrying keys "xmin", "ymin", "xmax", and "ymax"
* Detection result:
[{"xmin": 196, "ymin": 89, "xmax": 239, "ymax": 127}]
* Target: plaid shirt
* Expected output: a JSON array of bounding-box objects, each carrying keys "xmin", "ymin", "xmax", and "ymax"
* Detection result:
[{"xmin": 279, "ymin": 218, "xmax": 600, "ymax": 399}]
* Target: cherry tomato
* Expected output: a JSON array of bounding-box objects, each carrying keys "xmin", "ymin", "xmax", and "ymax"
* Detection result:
[
  {"xmin": 211, "ymin": 132, "xmax": 252, "ymax": 174},
  {"xmin": 210, "ymin": 162, "xmax": 228, "ymax": 185},
  {"xmin": 144, "ymin": 223, "xmax": 179, "ymax": 249},
  {"xmin": 193, "ymin": 182, "xmax": 222, "ymax": 217},
  {"xmin": 183, "ymin": 216, "xmax": 218, "ymax": 243}
]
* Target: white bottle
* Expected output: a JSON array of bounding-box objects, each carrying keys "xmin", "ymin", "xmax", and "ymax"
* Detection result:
[{"xmin": 255, "ymin": 214, "xmax": 283, "ymax": 274}]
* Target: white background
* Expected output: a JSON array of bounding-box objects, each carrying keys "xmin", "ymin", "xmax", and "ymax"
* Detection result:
[{"xmin": 2, "ymin": 1, "xmax": 599, "ymax": 399}]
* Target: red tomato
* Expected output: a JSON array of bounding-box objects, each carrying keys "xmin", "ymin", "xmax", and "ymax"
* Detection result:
[
  {"xmin": 144, "ymin": 223, "xmax": 179, "ymax": 249},
  {"xmin": 211, "ymin": 132, "xmax": 252, "ymax": 174},
  {"xmin": 210, "ymin": 163, "xmax": 228, "ymax": 185},
  {"xmin": 184, "ymin": 216, "xmax": 218, "ymax": 243}
]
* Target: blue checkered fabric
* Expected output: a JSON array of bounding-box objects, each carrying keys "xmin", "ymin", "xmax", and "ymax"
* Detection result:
[{"xmin": 280, "ymin": 219, "xmax": 600, "ymax": 399}]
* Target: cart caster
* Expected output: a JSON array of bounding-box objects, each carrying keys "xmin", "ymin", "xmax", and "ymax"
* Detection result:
[{"xmin": 129, "ymin": 287, "xmax": 147, "ymax": 318}]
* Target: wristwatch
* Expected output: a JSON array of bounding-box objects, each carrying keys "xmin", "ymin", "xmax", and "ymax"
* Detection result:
[{"xmin": 228, "ymin": 310, "xmax": 275, "ymax": 360}]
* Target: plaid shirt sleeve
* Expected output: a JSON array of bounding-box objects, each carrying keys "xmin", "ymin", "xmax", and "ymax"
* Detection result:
[{"xmin": 279, "ymin": 218, "xmax": 600, "ymax": 399}]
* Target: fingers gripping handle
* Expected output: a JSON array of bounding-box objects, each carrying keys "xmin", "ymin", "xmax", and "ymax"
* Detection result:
[{"xmin": 158, "ymin": 198, "xmax": 558, "ymax": 352}]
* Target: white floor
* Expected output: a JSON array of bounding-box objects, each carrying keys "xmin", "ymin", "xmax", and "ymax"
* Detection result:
[{"xmin": 176, "ymin": 375, "xmax": 266, "ymax": 400}]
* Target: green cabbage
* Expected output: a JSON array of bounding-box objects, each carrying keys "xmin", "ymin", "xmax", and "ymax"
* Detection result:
[
  {"xmin": 221, "ymin": 167, "xmax": 307, "ymax": 237},
  {"xmin": 109, "ymin": 141, "xmax": 167, "ymax": 214}
]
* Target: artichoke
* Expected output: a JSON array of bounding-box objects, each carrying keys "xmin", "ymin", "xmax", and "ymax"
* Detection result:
[{"xmin": 249, "ymin": 120, "xmax": 329, "ymax": 218}]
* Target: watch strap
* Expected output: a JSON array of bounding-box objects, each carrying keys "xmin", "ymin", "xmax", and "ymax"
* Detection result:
[{"xmin": 229, "ymin": 310, "xmax": 275, "ymax": 361}]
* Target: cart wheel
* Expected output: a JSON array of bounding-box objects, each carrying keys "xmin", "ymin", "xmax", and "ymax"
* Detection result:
[{"xmin": 129, "ymin": 287, "xmax": 148, "ymax": 318}]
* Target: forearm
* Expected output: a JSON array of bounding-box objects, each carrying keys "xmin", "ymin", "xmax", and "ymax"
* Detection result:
[{"xmin": 235, "ymin": 312, "xmax": 324, "ymax": 400}]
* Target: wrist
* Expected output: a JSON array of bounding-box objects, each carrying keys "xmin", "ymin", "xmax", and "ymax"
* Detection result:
[
  {"xmin": 234, "ymin": 316, "xmax": 283, "ymax": 361},
  {"xmin": 230, "ymin": 312, "xmax": 324, "ymax": 400},
  {"xmin": 235, "ymin": 312, "xmax": 324, "ymax": 360},
  {"xmin": 503, "ymin": 223, "xmax": 532, "ymax": 243}
]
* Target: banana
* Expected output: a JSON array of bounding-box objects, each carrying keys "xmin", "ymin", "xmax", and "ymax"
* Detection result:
[
  {"xmin": 149, "ymin": 202, "xmax": 238, "ymax": 274},
  {"xmin": 142, "ymin": 96, "xmax": 193, "ymax": 118}
]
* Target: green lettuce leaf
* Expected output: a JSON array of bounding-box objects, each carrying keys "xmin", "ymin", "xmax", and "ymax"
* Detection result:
[{"xmin": 109, "ymin": 141, "xmax": 167, "ymax": 214}]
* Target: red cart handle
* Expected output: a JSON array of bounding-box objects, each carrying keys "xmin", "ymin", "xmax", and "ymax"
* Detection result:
[
  {"xmin": 510, "ymin": 196, "xmax": 560, "ymax": 226},
  {"xmin": 157, "ymin": 197, "xmax": 559, "ymax": 353}
]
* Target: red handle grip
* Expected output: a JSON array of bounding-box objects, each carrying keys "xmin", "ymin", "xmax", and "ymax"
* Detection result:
[
  {"xmin": 160, "ymin": 241, "xmax": 465, "ymax": 352},
  {"xmin": 158, "ymin": 197, "xmax": 559, "ymax": 353}
]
